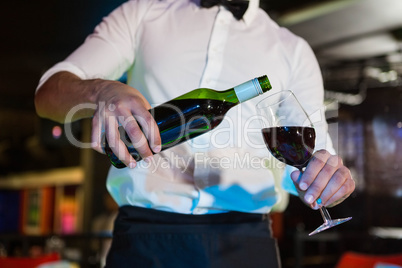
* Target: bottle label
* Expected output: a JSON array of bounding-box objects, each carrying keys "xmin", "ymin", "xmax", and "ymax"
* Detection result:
[{"xmin": 233, "ymin": 78, "xmax": 263, "ymax": 103}]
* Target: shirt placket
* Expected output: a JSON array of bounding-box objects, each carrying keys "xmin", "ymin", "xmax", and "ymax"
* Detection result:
[
  {"xmin": 192, "ymin": 7, "xmax": 233, "ymax": 214},
  {"xmin": 199, "ymin": 6, "xmax": 232, "ymax": 88}
]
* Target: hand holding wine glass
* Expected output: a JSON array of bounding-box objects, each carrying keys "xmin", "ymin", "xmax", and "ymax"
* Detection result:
[{"xmin": 256, "ymin": 90, "xmax": 354, "ymax": 236}]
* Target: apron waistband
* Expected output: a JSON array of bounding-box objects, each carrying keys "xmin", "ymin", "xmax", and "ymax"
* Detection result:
[{"xmin": 117, "ymin": 205, "xmax": 265, "ymax": 225}]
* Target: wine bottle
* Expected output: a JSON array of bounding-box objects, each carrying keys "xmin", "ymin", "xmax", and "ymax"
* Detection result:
[{"xmin": 104, "ymin": 75, "xmax": 272, "ymax": 168}]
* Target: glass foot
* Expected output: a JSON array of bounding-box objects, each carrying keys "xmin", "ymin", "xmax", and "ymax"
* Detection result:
[{"xmin": 309, "ymin": 217, "xmax": 352, "ymax": 236}]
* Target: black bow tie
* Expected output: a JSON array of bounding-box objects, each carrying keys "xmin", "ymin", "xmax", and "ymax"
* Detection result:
[{"xmin": 200, "ymin": 0, "xmax": 249, "ymax": 20}]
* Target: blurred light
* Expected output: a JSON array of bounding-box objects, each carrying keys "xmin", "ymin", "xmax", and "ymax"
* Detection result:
[
  {"xmin": 386, "ymin": 52, "xmax": 402, "ymax": 63},
  {"xmin": 397, "ymin": 122, "xmax": 402, "ymax": 138},
  {"xmin": 396, "ymin": 188, "xmax": 402, "ymax": 198},
  {"xmin": 52, "ymin": 126, "xmax": 63, "ymax": 139},
  {"xmin": 364, "ymin": 66, "xmax": 398, "ymax": 83},
  {"xmin": 324, "ymin": 90, "xmax": 365, "ymax": 106}
]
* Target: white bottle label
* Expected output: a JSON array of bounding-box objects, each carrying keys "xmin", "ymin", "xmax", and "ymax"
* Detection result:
[{"xmin": 233, "ymin": 78, "xmax": 263, "ymax": 103}]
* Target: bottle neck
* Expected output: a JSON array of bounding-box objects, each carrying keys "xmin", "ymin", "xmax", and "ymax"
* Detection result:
[
  {"xmin": 220, "ymin": 88, "xmax": 240, "ymax": 104},
  {"xmin": 234, "ymin": 77, "xmax": 268, "ymax": 103},
  {"xmin": 173, "ymin": 76, "xmax": 271, "ymax": 104}
]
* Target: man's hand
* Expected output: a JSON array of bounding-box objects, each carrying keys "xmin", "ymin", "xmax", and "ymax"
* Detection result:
[
  {"xmin": 290, "ymin": 149, "xmax": 355, "ymax": 209},
  {"xmin": 90, "ymin": 80, "xmax": 161, "ymax": 168},
  {"xmin": 35, "ymin": 72, "xmax": 161, "ymax": 169}
]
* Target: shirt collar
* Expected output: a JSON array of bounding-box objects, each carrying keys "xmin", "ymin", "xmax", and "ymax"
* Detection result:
[
  {"xmin": 193, "ymin": 0, "xmax": 260, "ymax": 25},
  {"xmin": 242, "ymin": 0, "xmax": 259, "ymax": 25}
]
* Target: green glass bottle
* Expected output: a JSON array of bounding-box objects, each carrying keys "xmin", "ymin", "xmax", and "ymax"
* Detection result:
[{"xmin": 104, "ymin": 75, "xmax": 272, "ymax": 168}]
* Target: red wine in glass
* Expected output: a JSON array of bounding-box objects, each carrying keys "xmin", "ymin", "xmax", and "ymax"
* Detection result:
[
  {"xmin": 256, "ymin": 90, "xmax": 352, "ymax": 236},
  {"xmin": 262, "ymin": 126, "xmax": 315, "ymax": 170}
]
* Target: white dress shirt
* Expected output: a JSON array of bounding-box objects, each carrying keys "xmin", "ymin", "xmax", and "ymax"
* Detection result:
[{"xmin": 37, "ymin": 0, "xmax": 334, "ymax": 214}]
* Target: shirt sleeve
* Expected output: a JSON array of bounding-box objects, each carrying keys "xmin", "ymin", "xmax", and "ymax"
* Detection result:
[
  {"xmin": 285, "ymin": 36, "xmax": 335, "ymax": 154},
  {"xmin": 36, "ymin": 0, "xmax": 151, "ymax": 91},
  {"xmin": 278, "ymin": 29, "xmax": 336, "ymax": 195}
]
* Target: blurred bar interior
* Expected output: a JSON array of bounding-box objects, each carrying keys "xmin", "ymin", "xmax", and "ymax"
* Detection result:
[{"xmin": 0, "ymin": 0, "xmax": 401, "ymax": 267}]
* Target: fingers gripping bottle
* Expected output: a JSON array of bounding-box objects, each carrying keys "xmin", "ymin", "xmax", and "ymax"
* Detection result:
[{"xmin": 104, "ymin": 75, "xmax": 272, "ymax": 168}]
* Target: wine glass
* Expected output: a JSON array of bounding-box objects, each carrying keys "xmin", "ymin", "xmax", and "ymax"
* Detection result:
[{"xmin": 256, "ymin": 90, "xmax": 352, "ymax": 236}]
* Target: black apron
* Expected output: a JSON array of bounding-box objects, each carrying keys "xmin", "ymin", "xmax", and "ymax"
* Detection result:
[{"xmin": 105, "ymin": 206, "xmax": 280, "ymax": 268}]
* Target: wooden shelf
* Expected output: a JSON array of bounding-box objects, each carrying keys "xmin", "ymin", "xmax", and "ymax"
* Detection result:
[{"xmin": 0, "ymin": 167, "xmax": 84, "ymax": 189}]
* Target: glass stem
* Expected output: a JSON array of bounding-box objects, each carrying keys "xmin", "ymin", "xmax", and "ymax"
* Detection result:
[
  {"xmin": 298, "ymin": 168, "xmax": 333, "ymax": 225},
  {"xmin": 319, "ymin": 207, "xmax": 332, "ymax": 224}
]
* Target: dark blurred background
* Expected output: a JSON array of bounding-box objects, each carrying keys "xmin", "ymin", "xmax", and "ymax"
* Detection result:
[{"xmin": 0, "ymin": 0, "xmax": 401, "ymax": 267}]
